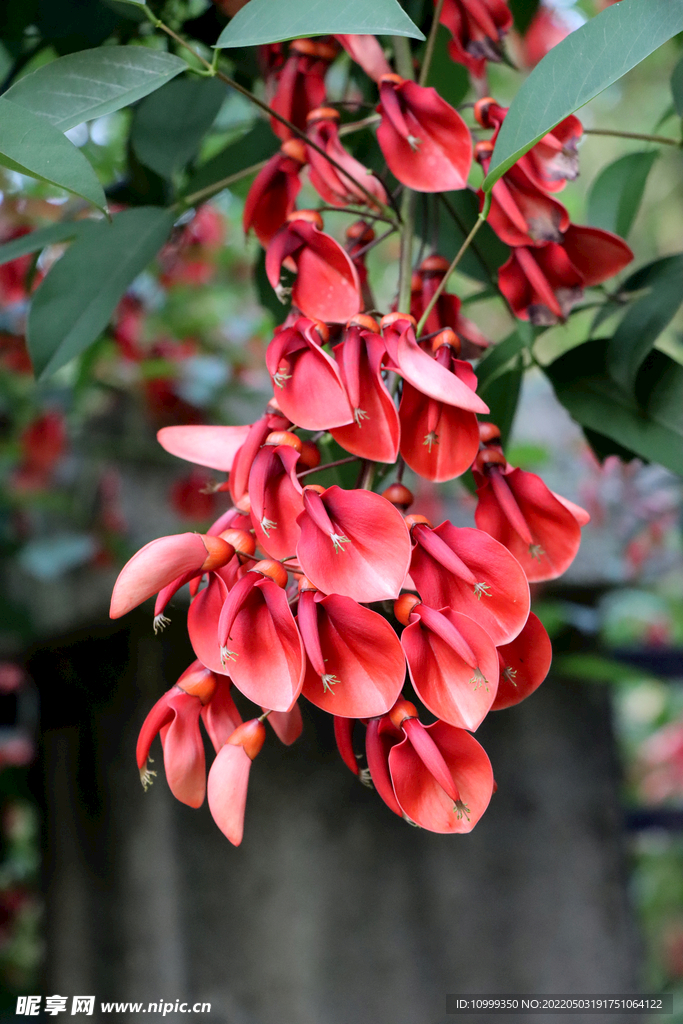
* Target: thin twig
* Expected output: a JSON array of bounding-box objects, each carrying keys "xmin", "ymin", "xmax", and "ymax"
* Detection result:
[
  {"xmin": 416, "ymin": 215, "xmax": 487, "ymax": 335},
  {"xmin": 583, "ymin": 127, "xmax": 681, "ymax": 147},
  {"xmin": 419, "ymin": 0, "xmax": 446, "ymax": 87},
  {"xmin": 351, "ymin": 226, "xmax": 397, "ymax": 260},
  {"xmin": 181, "ymin": 158, "xmax": 270, "ymax": 207},
  {"xmin": 297, "ymin": 456, "xmax": 360, "ymax": 479}
]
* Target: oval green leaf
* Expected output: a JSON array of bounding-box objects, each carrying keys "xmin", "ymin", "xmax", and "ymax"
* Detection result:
[
  {"xmin": 28, "ymin": 206, "xmax": 176, "ymax": 379},
  {"xmin": 586, "ymin": 150, "xmax": 658, "ymax": 239},
  {"xmin": 484, "ymin": 0, "xmax": 683, "ymax": 191},
  {"xmin": 0, "ymin": 221, "xmax": 87, "ymax": 266},
  {"xmin": 4, "ymin": 47, "xmax": 187, "ymax": 132},
  {"xmin": 215, "ymin": 0, "xmax": 424, "ymax": 49},
  {"xmin": 0, "ymin": 98, "xmax": 107, "ymax": 212}
]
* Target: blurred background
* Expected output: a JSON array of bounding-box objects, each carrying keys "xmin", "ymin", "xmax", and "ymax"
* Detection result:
[{"xmin": 0, "ymin": 0, "xmax": 682, "ymax": 1020}]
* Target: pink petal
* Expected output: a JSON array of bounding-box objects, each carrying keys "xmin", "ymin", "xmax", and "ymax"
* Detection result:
[
  {"xmin": 207, "ymin": 742, "xmax": 252, "ymax": 845},
  {"xmin": 157, "ymin": 425, "xmax": 250, "ymax": 472},
  {"xmin": 110, "ymin": 533, "xmax": 211, "ymax": 619},
  {"xmin": 492, "ymin": 612, "xmax": 552, "ymax": 710},
  {"xmin": 267, "ymin": 703, "xmax": 304, "ymax": 745},
  {"xmin": 188, "ymin": 573, "xmax": 231, "ymax": 674},
  {"xmin": 201, "ymin": 679, "xmax": 242, "ymax": 752},
  {"xmin": 160, "ymin": 691, "xmax": 206, "ymax": 808}
]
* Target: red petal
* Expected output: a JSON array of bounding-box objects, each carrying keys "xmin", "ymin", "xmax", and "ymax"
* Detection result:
[
  {"xmin": 301, "ymin": 593, "xmax": 406, "ymax": 718},
  {"xmin": 331, "ymin": 331, "xmax": 400, "ymax": 463},
  {"xmin": 336, "ymin": 34, "xmax": 391, "ymax": 81},
  {"xmin": 334, "ymin": 715, "xmax": 360, "ymax": 775},
  {"xmin": 289, "ymin": 221, "xmax": 361, "ymax": 323},
  {"xmin": 266, "ymin": 321, "xmax": 354, "ymax": 430},
  {"xmin": 562, "ymin": 224, "xmax": 633, "ymax": 287},
  {"xmin": 399, "ymin": 383, "xmax": 479, "ymax": 481},
  {"xmin": 297, "ymin": 486, "xmax": 411, "ymax": 602},
  {"xmin": 201, "ymin": 679, "xmax": 242, "ymax": 752},
  {"xmin": 188, "ymin": 573, "xmax": 231, "ymax": 674},
  {"xmin": 243, "ymin": 153, "xmax": 302, "ymax": 247},
  {"xmin": 402, "ymin": 607, "xmax": 499, "ymax": 730},
  {"xmin": 157, "ymin": 425, "xmax": 250, "ymax": 472},
  {"xmin": 110, "ymin": 533, "xmax": 210, "ymax": 619},
  {"xmin": 366, "ymin": 718, "xmax": 403, "ymax": 816},
  {"xmin": 249, "ymin": 445, "xmax": 303, "ymax": 560},
  {"xmin": 389, "ymin": 721, "xmax": 493, "ymax": 833},
  {"xmin": 410, "ymin": 522, "xmax": 530, "ymax": 645},
  {"xmin": 207, "ymin": 743, "xmax": 252, "ymax": 845},
  {"xmin": 160, "ymin": 691, "xmax": 206, "ymax": 808},
  {"xmin": 267, "ymin": 703, "xmax": 303, "ymax": 745},
  {"xmin": 386, "ymin": 321, "xmax": 488, "ymax": 413},
  {"xmin": 492, "ymin": 612, "xmax": 552, "ymax": 710}
]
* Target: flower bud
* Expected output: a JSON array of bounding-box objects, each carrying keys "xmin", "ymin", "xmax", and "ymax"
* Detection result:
[
  {"xmin": 474, "ymin": 97, "xmax": 498, "ymax": 128},
  {"xmin": 382, "ymin": 483, "xmax": 414, "ymax": 510},
  {"xmin": 297, "ymin": 441, "xmax": 321, "ymax": 469},
  {"xmin": 306, "ymin": 106, "xmax": 340, "ymax": 124},
  {"xmin": 200, "ymin": 535, "xmax": 235, "ymax": 572},
  {"xmin": 280, "ymin": 138, "xmax": 307, "ymax": 164},
  {"xmin": 265, "ymin": 430, "xmax": 303, "ymax": 452},
  {"xmin": 474, "ymin": 140, "xmax": 495, "ymax": 163},
  {"xmin": 389, "ymin": 698, "xmax": 418, "ymax": 730},
  {"xmin": 380, "ymin": 72, "xmax": 404, "ymax": 86},
  {"xmin": 176, "ymin": 662, "xmax": 217, "ymax": 704},
  {"xmin": 303, "ymin": 483, "xmax": 326, "ymax": 495},
  {"xmin": 252, "ymin": 559, "xmax": 289, "ymax": 588},
  {"xmin": 286, "ymin": 209, "xmax": 324, "ymax": 230},
  {"xmin": 419, "ymin": 254, "xmax": 450, "ymax": 275},
  {"xmin": 219, "ymin": 528, "xmax": 256, "ymax": 557},
  {"xmin": 381, "ymin": 311, "xmax": 416, "ymax": 329},
  {"xmin": 227, "ymin": 718, "xmax": 267, "ymax": 760},
  {"xmin": 475, "ymin": 448, "xmax": 506, "ymax": 472},
  {"xmin": 478, "ymin": 421, "xmax": 501, "ymax": 444},
  {"xmin": 345, "ymin": 221, "xmax": 375, "ymax": 244},
  {"xmin": 431, "ymin": 328, "xmax": 460, "ymax": 355},
  {"xmin": 404, "ymin": 513, "xmax": 432, "ymax": 531},
  {"xmin": 393, "ymin": 592, "xmax": 421, "ymax": 625},
  {"xmin": 347, "ymin": 313, "xmax": 381, "ymax": 333}
]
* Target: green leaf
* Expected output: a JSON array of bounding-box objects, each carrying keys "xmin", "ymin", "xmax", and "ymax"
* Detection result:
[
  {"xmin": 508, "ymin": 0, "xmax": 541, "ymax": 35},
  {"xmin": 475, "ymin": 328, "xmax": 529, "ymax": 390},
  {"xmin": 477, "ymin": 358, "xmax": 523, "ymax": 447},
  {"xmin": 607, "ymin": 253, "xmax": 683, "ymax": 392},
  {"xmin": 586, "ymin": 151, "xmax": 658, "ymax": 239},
  {"xmin": 0, "ymin": 98, "xmax": 106, "ymax": 212},
  {"xmin": 672, "ymin": 53, "xmax": 683, "ymax": 117},
  {"xmin": 0, "ymin": 221, "xmax": 87, "ymax": 266},
  {"xmin": 545, "ymin": 339, "xmax": 683, "ymax": 476},
  {"xmin": 131, "ymin": 77, "xmax": 226, "ymax": 179},
  {"xmin": 215, "ymin": 0, "xmax": 425, "ymax": 48},
  {"xmin": 484, "ymin": 0, "xmax": 683, "ymax": 191},
  {"xmin": 183, "ymin": 120, "xmax": 278, "ymax": 201},
  {"xmin": 27, "ymin": 206, "xmax": 176, "ymax": 378},
  {"xmin": 4, "ymin": 47, "xmax": 187, "ymax": 132},
  {"xmin": 553, "ymin": 653, "xmax": 647, "ymax": 685}
]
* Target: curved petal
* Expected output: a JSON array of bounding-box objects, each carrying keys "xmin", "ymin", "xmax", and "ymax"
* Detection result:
[
  {"xmin": 266, "ymin": 322, "xmax": 354, "ymax": 430},
  {"xmin": 301, "ymin": 593, "xmax": 406, "ymax": 718},
  {"xmin": 243, "ymin": 153, "xmax": 302, "ymax": 247},
  {"xmin": 160, "ymin": 691, "xmax": 206, "ymax": 808},
  {"xmin": 561, "ymin": 224, "xmax": 633, "ymax": 287},
  {"xmin": 207, "ymin": 742, "xmax": 252, "ymax": 845},
  {"xmin": 225, "ymin": 578, "xmax": 305, "ymax": 712},
  {"xmin": 267, "ymin": 703, "xmax": 304, "ymax": 745},
  {"xmin": 398, "ymin": 383, "xmax": 479, "ymax": 481},
  {"xmin": 157, "ymin": 425, "xmax": 250, "ymax": 472},
  {"xmin": 188, "ymin": 573, "xmax": 231, "ymax": 675},
  {"xmin": 297, "ymin": 486, "xmax": 411, "ymax": 602},
  {"xmin": 389, "ymin": 721, "xmax": 493, "ymax": 833},
  {"xmin": 387, "ymin": 322, "xmax": 488, "ymax": 414},
  {"xmin": 249, "ymin": 445, "xmax": 303, "ymax": 560},
  {"xmin": 290, "ymin": 222, "xmax": 362, "ymax": 323},
  {"xmin": 402, "ymin": 609, "xmax": 499, "ymax": 731},
  {"xmin": 110, "ymin": 533, "xmax": 212, "ymax": 619},
  {"xmin": 201, "ymin": 679, "xmax": 242, "ymax": 752},
  {"xmin": 336, "ymin": 34, "xmax": 391, "ymax": 82},
  {"xmin": 492, "ymin": 612, "xmax": 552, "ymax": 710},
  {"xmin": 366, "ymin": 718, "xmax": 403, "ymax": 816},
  {"xmin": 331, "ymin": 332, "xmax": 400, "ymax": 463},
  {"xmin": 410, "ymin": 522, "xmax": 530, "ymax": 645}
]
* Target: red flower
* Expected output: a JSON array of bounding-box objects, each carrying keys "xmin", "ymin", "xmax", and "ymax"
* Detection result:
[
  {"xmin": 368, "ymin": 699, "xmax": 495, "ymax": 832},
  {"xmin": 208, "ymin": 718, "xmax": 266, "ymax": 845},
  {"xmin": 439, "ymin": 0, "xmax": 513, "ymax": 75},
  {"xmin": 329, "ymin": 315, "xmax": 400, "ymax": 464},
  {"xmin": 265, "ymin": 317, "xmax": 353, "ymax": 430},
  {"xmin": 243, "ymin": 139, "xmax": 306, "ymax": 247},
  {"xmin": 248, "ymin": 431, "xmax": 304, "ymax": 560},
  {"xmin": 298, "ymin": 584, "xmax": 405, "ymax": 718},
  {"xmin": 306, "ymin": 107, "xmax": 388, "ymax": 209},
  {"xmin": 473, "ymin": 448, "xmax": 589, "ymax": 582},
  {"xmin": 475, "ymin": 140, "xmax": 570, "ymax": 247},
  {"xmin": 398, "ymin": 329, "xmax": 480, "ymax": 481},
  {"xmin": 476, "ymin": 99, "xmax": 582, "ymax": 193},
  {"xmin": 157, "ymin": 424, "xmax": 251, "ymax": 473},
  {"xmin": 395, "ymin": 596, "xmax": 499, "ymax": 732},
  {"xmin": 266, "ymin": 210, "xmax": 362, "ymax": 323},
  {"xmin": 407, "ymin": 515, "xmax": 530, "ymax": 645},
  {"xmin": 492, "ymin": 612, "xmax": 552, "ymax": 710},
  {"xmin": 136, "ymin": 660, "xmax": 220, "ymax": 808},
  {"xmin": 296, "ymin": 485, "xmax": 411, "ymax": 603},
  {"xmin": 377, "ymin": 75, "xmax": 472, "ymax": 192},
  {"xmin": 227, "ymin": 407, "xmax": 290, "ymax": 505},
  {"xmin": 110, "ymin": 532, "xmax": 235, "ymax": 620},
  {"xmin": 382, "ymin": 314, "xmax": 488, "ymax": 415},
  {"xmin": 269, "ymin": 38, "xmax": 338, "ymax": 140}
]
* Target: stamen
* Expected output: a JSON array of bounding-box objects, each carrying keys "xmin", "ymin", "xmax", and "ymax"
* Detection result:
[
  {"xmin": 473, "ymin": 582, "xmax": 491, "ymax": 600},
  {"xmin": 321, "ymin": 673, "xmax": 340, "ymax": 693},
  {"xmin": 273, "ymin": 369, "xmax": 292, "ymax": 389},
  {"xmin": 503, "ymin": 666, "xmax": 518, "ymax": 687},
  {"xmin": 359, "ymin": 767, "xmax": 374, "ymax": 789},
  {"xmin": 275, "ymin": 282, "xmax": 292, "ymax": 303},
  {"xmin": 220, "ymin": 645, "xmax": 237, "ymax": 664},
  {"xmin": 260, "ymin": 516, "xmax": 277, "ymax": 537},
  {"xmin": 454, "ymin": 800, "xmax": 471, "ymax": 822},
  {"xmin": 354, "ymin": 407, "xmax": 370, "ymax": 426},
  {"xmin": 153, "ymin": 614, "xmax": 171, "ymax": 634},
  {"xmin": 403, "ymin": 814, "xmax": 421, "ymax": 827},
  {"xmin": 529, "ymin": 543, "xmax": 545, "ymax": 560},
  {"xmin": 139, "ymin": 758, "xmax": 157, "ymax": 792},
  {"xmin": 407, "ymin": 134, "xmax": 421, "ymax": 151},
  {"xmin": 330, "ymin": 532, "xmax": 350, "ymax": 553},
  {"xmin": 469, "ymin": 668, "xmax": 489, "ymax": 692},
  {"xmin": 423, "ymin": 430, "xmax": 438, "ymax": 452}
]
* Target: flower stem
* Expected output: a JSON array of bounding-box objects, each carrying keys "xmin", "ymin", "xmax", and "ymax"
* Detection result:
[
  {"xmin": 583, "ymin": 128, "xmax": 681, "ymax": 147},
  {"xmin": 392, "ymin": 35, "xmax": 415, "ymax": 81},
  {"xmin": 181, "ymin": 159, "xmax": 271, "ymax": 207},
  {"xmin": 416, "ymin": 214, "xmax": 487, "ymax": 335},
  {"xmin": 297, "ymin": 456, "xmax": 360, "ymax": 479},
  {"xmin": 397, "ymin": 188, "xmax": 416, "ymax": 313},
  {"xmin": 419, "ymin": 0, "xmax": 446, "ymax": 87}
]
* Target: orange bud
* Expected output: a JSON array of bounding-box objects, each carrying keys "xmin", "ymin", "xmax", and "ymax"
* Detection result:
[
  {"xmin": 382, "ymin": 483, "xmax": 414, "ymax": 510},
  {"xmin": 281, "ymin": 138, "xmax": 307, "ymax": 164},
  {"xmin": 265, "ymin": 430, "xmax": 303, "ymax": 452},
  {"xmin": 431, "ymin": 328, "xmax": 460, "ymax": 355},
  {"xmin": 404, "ymin": 513, "xmax": 432, "ymax": 530},
  {"xmin": 306, "ymin": 107, "xmax": 340, "ymax": 124},
  {"xmin": 345, "ymin": 221, "xmax": 375, "ymax": 244},
  {"xmin": 252, "ymin": 559, "xmax": 289, "ymax": 588},
  {"xmin": 474, "ymin": 140, "xmax": 495, "ymax": 163},
  {"xmin": 389, "ymin": 698, "xmax": 418, "ymax": 730},
  {"xmin": 201, "ymin": 535, "xmax": 235, "ymax": 572},
  {"xmin": 380, "ymin": 72, "xmax": 404, "ymax": 86},
  {"xmin": 298, "ymin": 441, "xmax": 321, "ymax": 469},
  {"xmin": 287, "ymin": 209, "xmax": 324, "ymax": 230},
  {"xmin": 219, "ymin": 528, "xmax": 256, "ymax": 557},
  {"xmin": 347, "ymin": 313, "xmax": 381, "ymax": 334},
  {"xmin": 303, "ymin": 483, "xmax": 326, "ymax": 495},
  {"xmin": 474, "ymin": 97, "xmax": 497, "ymax": 128},
  {"xmin": 381, "ymin": 311, "xmax": 416, "ymax": 329},
  {"xmin": 235, "ymin": 492, "xmax": 251, "ymax": 514},
  {"xmin": 419, "ymin": 254, "xmax": 450, "ymax": 275},
  {"xmin": 297, "ymin": 575, "xmax": 318, "ymax": 592},
  {"xmin": 393, "ymin": 592, "xmax": 421, "ymax": 626},
  {"xmin": 410, "ymin": 271, "xmax": 423, "ymax": 291},
  {"xmin": 478, "ymin": 421, "xmax": 501, "ymax": 444},
  {"xmin": 176, "ymin": 663, "xmax": 217, "ymax": 704},
  {"xmin": 309, "ymin": 318, "xmax": 330, "ymax": 343},
  {"xmin": 227, "ymin": 718, "xmax": 266, "ymax": 760}
]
